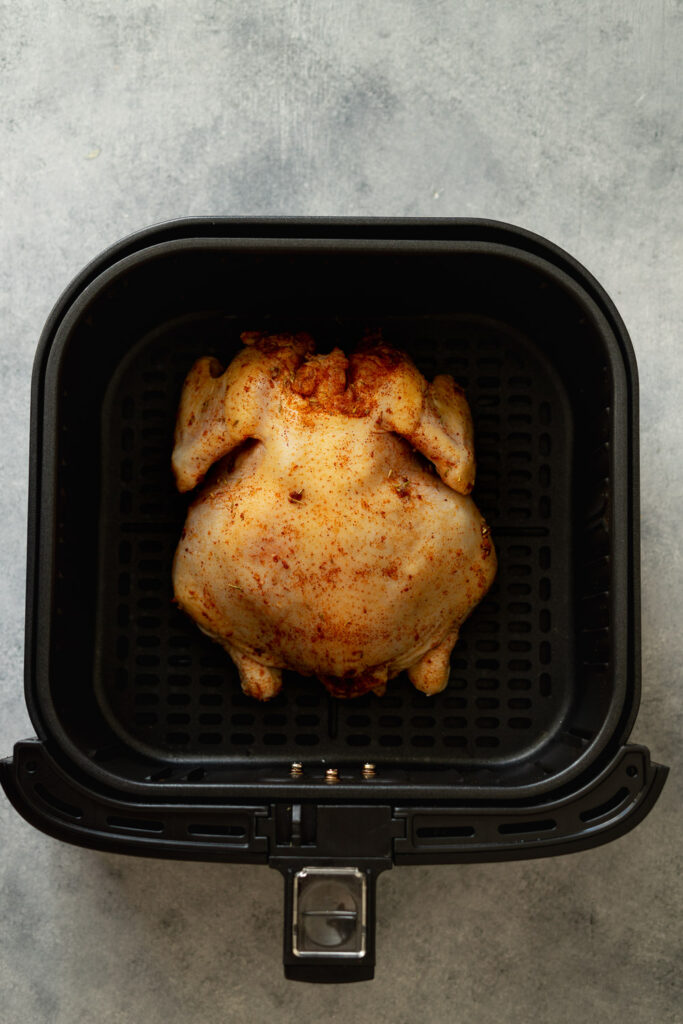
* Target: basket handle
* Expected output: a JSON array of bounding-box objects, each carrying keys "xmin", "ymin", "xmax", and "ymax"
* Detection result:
[{"xmin": 278, "ymin": 864, "xmax": 384, "ymax": 983}]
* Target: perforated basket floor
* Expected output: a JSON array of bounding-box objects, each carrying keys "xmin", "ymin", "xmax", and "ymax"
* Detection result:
[{"xmin": 94, "ymin": 311, "xmax": 573, "ymax": 772}]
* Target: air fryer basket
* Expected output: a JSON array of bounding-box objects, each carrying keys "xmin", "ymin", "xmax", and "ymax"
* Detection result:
[{"xmin": 1, "ymin": 219, "xmax": 667, "ymax": 982}]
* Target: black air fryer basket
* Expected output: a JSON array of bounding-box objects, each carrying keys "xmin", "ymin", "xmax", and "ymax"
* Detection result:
[{"xmin": 1, "ymin": 219, "xmax": 668, "ymax": 982}]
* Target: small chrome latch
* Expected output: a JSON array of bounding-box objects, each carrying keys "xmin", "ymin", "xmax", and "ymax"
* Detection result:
[{"xmin": 292, "ymin": 867, "xmax": 367, "ymax": 958}]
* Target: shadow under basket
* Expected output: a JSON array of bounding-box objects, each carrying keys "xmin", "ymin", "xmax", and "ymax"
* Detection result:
[{"xmin": 1, "ymin": 218, "xmax": 668, "ymax": 983}]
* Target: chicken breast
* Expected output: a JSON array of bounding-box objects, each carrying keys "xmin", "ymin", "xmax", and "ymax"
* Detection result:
[{"xmin": 172, "ymin": 332, "xmax": 496, "ymax": 700}]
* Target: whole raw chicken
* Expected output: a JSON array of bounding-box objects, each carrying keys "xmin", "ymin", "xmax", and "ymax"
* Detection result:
[{"xmin": 172, "ymin": 332, "xmax": 496, "ymax": 700}]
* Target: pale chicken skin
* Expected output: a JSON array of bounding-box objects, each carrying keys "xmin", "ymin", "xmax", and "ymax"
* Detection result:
[{"xmin": 172, "ymin": 332, "xmax": 496, "ymax": 700}]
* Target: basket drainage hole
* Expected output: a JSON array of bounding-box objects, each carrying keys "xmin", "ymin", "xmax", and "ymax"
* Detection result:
[
  {"xmin": 199, "ymin": 733, "xmax": 222, "ymax": 745},
  {"xmin": 626, "ymin": 765, "xmax": 638, "ymax": 778},
  {"xmin": 25, "ymin": 760, "xmax": 38, "ymax": 775},
  {"xmin": 295, "ymin": 734, "xmax": 320, "ymax": 746},
  {"xmin": 186, "ymin": 768, "xmax": 206, "ymax": 782},
  {"xmin": 264, "ymin": 734, "xmax": 287, "ymax": 746},
  {"xmin": 378, "ymin": 735, "xmax": 402, "ymax": 747}
]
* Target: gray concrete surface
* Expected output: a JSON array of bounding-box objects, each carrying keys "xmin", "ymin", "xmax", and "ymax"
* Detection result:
[{"xmin": 1, "ymin": 2, "xmax": 681, "ymax": 1021}]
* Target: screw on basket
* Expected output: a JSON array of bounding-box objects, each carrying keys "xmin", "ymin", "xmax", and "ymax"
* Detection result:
[
  {"xmin": 290, "ymin": 762, "xmax": 303, "ymax": 778},
  {"xmin": 325, "ymin": 767, "xmax": 340, "ymax": 784},
  {"xmin": 362, "ymin": 763, "xmax": 376, "ymax": 779}
]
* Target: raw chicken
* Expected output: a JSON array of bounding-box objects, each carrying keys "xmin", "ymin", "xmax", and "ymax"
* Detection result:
[{"xmin": 172, "ymin": 332, "xmax": 496, "ymax": 700}]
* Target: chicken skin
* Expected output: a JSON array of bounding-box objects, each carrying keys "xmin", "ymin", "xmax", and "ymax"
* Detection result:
[{"xmin": 172, "ymin": 332, "xmax": 496, "ymax": 700}]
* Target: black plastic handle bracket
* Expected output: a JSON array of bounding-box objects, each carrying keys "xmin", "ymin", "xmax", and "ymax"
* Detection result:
[
  {"xmin": 277, "ymin": 863, "xmax": 387, "ymax": 983},
  {"xmin": 2, "ymin": 740, "xmax": 666, "ymax": 868},
  {"xmin": 267, "ymin": 804, "xmax": 396, "ymax": 983}
]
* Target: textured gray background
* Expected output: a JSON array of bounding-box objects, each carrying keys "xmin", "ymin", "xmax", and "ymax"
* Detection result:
[{"xmin": 1, "ymin": 2, "xmax": 681, "ymax": 1021}]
